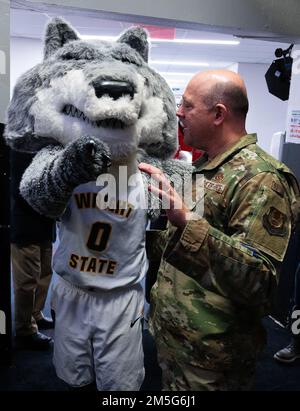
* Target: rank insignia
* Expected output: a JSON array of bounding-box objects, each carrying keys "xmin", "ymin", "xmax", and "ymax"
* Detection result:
[{"xmin": 213, "ymin": 172, "xmax": 225, "ymax": 182}]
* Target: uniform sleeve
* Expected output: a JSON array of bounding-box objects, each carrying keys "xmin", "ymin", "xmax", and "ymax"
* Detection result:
[
  {"xmin": 163, "ymin": 172, "xmax": 292, "ymax": 312},
  {"xmin": 146, "ymin": 226, "xmax": 175, "ymax": 262}
]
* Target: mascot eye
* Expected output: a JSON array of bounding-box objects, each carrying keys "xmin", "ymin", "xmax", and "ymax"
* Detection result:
[
  {"xmin": 61, "ymin": 52, "xmax": 76, "ymax": 60},
  {"xmin": 120, "ymin": 57, "xmax": 140, "ymax": 66}
]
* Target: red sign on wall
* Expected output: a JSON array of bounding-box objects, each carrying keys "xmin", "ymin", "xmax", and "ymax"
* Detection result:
[{"xmin": 138, "ymin": 25, "xmax": 175, "ymax": 40}]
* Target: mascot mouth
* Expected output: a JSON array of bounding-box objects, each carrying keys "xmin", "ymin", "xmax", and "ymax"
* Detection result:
[{"xmin": 62, "ymin": 104, "xmax": 127, "ymax": 129}]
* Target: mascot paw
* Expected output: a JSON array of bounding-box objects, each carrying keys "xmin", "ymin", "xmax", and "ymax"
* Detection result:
[{"xmin": 64, "ymin": 135, "xmax": 111, "ymax": 184}]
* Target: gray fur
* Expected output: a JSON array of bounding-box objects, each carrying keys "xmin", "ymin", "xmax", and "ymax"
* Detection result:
[
  {"xmin": 20, "ymin": 137, "xmax": 111, "ymax": 218},
  {"xmin": 44, "ymin": 17, "xmax": 79, "ymax": 59},
  {"xmin": 118, "ymin": 27, "xmax": 149, "ymax": 62},
  {"xmin": 6, "ymin": 17, "xmax": 192, "ymax": 218},
  {"xmin": 139, "ymin": 151, "xmax": 194, "ymax": 219}
]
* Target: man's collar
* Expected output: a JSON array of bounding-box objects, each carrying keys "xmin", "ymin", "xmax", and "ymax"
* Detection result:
[{"xmin": 193, "ymin": 133, "xmax": 257, "ymax": 171}]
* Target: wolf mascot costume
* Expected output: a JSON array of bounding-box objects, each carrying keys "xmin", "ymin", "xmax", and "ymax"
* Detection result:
[{"xmin": 5, "ymin": 18, "xmax": 192, "ymax": 390}]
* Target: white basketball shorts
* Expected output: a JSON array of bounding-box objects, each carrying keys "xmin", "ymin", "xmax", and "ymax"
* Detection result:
[{"xmin": 51, "ymin": 276, "xmax": 145, "ymax": 390}]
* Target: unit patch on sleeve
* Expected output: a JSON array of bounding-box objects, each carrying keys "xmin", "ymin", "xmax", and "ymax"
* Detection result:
[{"xmin": 263, "ymin": 206, "xmax": 287, "ymax": 236}]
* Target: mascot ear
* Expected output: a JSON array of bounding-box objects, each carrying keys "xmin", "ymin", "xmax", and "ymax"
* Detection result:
[
  {"xmin": 44, "ymin": 17, "xmax": 79, "ymax": 59},
  {"xmin": 118, "ymin": 27, "xmax": 149, "ymax": 62}
]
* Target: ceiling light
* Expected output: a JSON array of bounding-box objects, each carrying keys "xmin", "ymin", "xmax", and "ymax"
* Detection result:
[
  {"xmin": 166, "ymin": 79, "xmax": 189, "ymax": 84},
  {"xmin": 81, "ymin": 35, "xmax": 117, "ymax": 41},
  {"xmin": 81, "ymin": 35, "xmax": 239, "ymax": 46},
  {"xmin": 153, "ymin": 39, "xmax": 239, "ymax": 45},
  {"xmin": 159, "ymin": 72, "xmax": 195, "ymax": 76},
  {"xmin": 151, "ymin": 60, "xmax": 209, "ymax": 67}
]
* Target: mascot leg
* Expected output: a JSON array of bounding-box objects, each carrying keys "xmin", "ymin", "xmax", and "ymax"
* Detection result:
[{"xmin": 51, "ymin": 277, "xmax": 145, "ymax": 390}]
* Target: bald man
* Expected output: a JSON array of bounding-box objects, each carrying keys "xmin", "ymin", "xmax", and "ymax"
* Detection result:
[{"xmin": 140, "ymin": 70, "xmax": 300, "ymax": 390}]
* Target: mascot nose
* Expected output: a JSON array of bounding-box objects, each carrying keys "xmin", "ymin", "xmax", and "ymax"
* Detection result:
[{"xmin": 92, "ymin": 79, "xmax": 134, "ymax": 100}]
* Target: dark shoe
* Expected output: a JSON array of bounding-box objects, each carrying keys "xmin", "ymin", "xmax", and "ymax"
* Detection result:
[
  {"xmin": 36, "ymin": 316, "xmax": 54, "ymax": 330},
  {"xmin": 274, "ymin": 340, "xmax": 300, "ymax": 363},
  {"xmin": 68, "ymin": 382, "xmax": 97, "ymax": 391},
  {"xmin": 16, "ymin": 332, "xmax": 53, "ymax": 351}
]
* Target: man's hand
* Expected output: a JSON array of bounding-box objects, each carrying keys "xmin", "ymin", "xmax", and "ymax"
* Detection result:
[{"xmin": 139, "ymin": 162, "xmax": 189, "ymax": 229}]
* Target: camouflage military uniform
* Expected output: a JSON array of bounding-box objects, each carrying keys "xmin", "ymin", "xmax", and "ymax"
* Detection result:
[{"xmin": 148, "ymin": 134, "xmax": 300, "ymax": 391}]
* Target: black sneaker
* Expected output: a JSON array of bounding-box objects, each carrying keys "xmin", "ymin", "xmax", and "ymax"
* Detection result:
[
  {"xmin": 15, "ymin": 332, "xmax": 53, "ymax": 351},
  {"xmin": 274, "ymin": 341, "xmax": 300, "ymax": 363}
]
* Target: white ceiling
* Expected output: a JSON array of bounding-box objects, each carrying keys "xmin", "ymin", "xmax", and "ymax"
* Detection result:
[{"xmin": 10, "ymin": 2, "xmax": 290, "ymax": 99}]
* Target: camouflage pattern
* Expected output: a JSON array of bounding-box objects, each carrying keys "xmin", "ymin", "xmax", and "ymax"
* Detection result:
[{"xmin": 148, "ymin": 133, "xmax": 300, "ymax": 390}]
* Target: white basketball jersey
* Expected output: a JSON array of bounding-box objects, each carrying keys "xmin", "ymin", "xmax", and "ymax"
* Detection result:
[{"xmin": 53, "ymin": 170, "xmax": 149, "ymax": 290}]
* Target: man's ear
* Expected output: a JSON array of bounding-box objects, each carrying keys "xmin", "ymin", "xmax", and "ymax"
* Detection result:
[{"xmin": 214, "ymin": 104, "xmax": 227, "ymax": 125}]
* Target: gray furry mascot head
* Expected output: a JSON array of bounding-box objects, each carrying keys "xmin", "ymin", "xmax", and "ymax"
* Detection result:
[{"xmin": 6, "ymin": 17, "xmax": 177, "ymax": 159}]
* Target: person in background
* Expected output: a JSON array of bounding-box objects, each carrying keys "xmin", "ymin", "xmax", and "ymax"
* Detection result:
[
  {"xmin": 274, "ymin": 261, "xmax": 300, "ymax": 363},
  {"xmin": 140, "ymin": 69, "xmax": 300, "ymax": 390},
  {"xmin": 10, "ymin": 149, "xmax": 56, "ymax": 350}
]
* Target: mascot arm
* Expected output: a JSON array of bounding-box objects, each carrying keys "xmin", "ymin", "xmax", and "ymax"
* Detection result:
[
  {"xmin": 140, "ymin": 152, "xmax": 194, "ymax": 192},
  {"xmin": 139, "ymin": 152, "xmax": 194, "ymax": 219},
  {"xmin": 141, "ymin": 156, "xmax": 194, "ymax": 264},
  {"xmin": 160, "ymin": 158, "xmax": 194, "ymax": 189},
  {"xmin": 20, "ymin": 136, "xmax": 111, "ymax": 218}
]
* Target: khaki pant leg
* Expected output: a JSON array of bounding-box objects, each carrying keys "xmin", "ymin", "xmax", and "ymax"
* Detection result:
[
  {"xmin": 11, "ymin": 243, "xmax": 40, "ymax": 336},
  {"xmin": 32, "ymin": 242, "xmax": 53, "ymax": 321}
]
